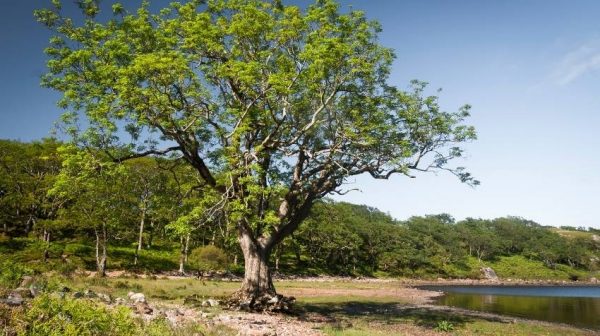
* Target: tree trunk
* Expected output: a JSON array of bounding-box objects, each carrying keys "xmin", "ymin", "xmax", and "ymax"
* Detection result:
[
  {"xmin": 178, "ymin": 234, "xmax": 190, "ymax": 274},
  {"xmin": 227, "ymin": 231, "xmax": 297, "ymax": 312},
  {"xmin": 24, "ymin": 215, "xmax": 34, "ymax": 235},
  {"xmin": 184, "ymin": 233, "xmax": 190, "ymax": 263},
  {"xmin": 134, "ymin": 209, "xmax": 146, "ymax": 266},
  {"xmin": 95, "ymin": 225, "xmax": 107, "ymax": 277},
  {"xmin": 226, "ymin": 199, "xmax": 312, "ymax": 312},
  {"xmin": 274, "ymin": 244, "xmax": 283, "ymax": 272},
  {"xmin": 42, "ymin": 229, "xmax": 50, "ymax": 262},
  {"xmin": 237, "ymin": 233, "xmax": 275, "ymax": 300}
]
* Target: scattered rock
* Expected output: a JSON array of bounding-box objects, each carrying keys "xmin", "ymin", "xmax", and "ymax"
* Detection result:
[
  {"xmin": 73, "ymin": 291, "xmax": 84, "ymax": 299},
  {"xmin": 135, "ymin": 302, "xmax": 153, "ymax": 315},
  {"xmin": 481, "ymin": 267, "xmax": 499, "ymax": 281},
  {"xmin": 202, "ymin": 299, "xmax": 220, "ymax": 307},
  {"xmin": 29, "ymin": 284, "xmax": 42, "ymax": 297},
  {"xmin": 589, "ymin": 277, "xmax": 598, "ymax": 283},
  {"xmin": 97, "ymin": 293, "xmax": 112, "ymax": 304},
  {"xmin": 114, "ymin": 297, "xmax": 127, "ymax": 305},
  {"xmin": 12, "ymin": 287, "xmax": 33, "ymax": 299},
  {"xmin": 84, "ymin": 289, "xmax": 97, "ymax": 298},
  {"xmin": 6, "ymin": 292, "xmax": 23, "ymax": 306},
  {"xmin": 19, "ymin": 276, "xmax": 34, "ymax": 288},
  {"xmin": 128, "ymin": 291, "xmax": 146, "ymax": 303}
]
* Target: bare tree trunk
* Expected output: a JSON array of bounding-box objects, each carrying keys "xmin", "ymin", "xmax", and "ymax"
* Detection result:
[
  {"xmin": 43, "ymin": 229, "xmax": 50, "ymax": 262},
  {"xmin": 178, "ymin": 234, "xmax": 190, "ymax": 274},
  {"xmin": 134, "ymin": 208, "xmax": 146, "ymax": 266},
  {"xmin": 24, "ymin": 215, "xmax": 34, "ymax": 235},
  {"xmin": 274, "ymin": 244, "xmax": 282, "ymax": 272},
  {"xmin": 95, "ymin": 225, "xmax": 107, "ymax": 277},
  {"xmin": 184, "ymin": 234, "xmax": 190, "ymax": 263},
  {"xmin": 178, "ymin": 236, "xmax": 185, "ymax": 274}
]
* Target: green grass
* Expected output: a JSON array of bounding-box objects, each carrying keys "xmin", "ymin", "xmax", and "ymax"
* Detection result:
[
  {"xmin": 487, "ymin": 255, "xmax": 587, "ymax": 281},
  {"xmin": 0, "ymin": 237, "xmax": 181, "ymax": 274},
  {"xmin": 551, "ymin": 228, "xmax": 596, "ymax": 240},
  {"xmin": 457, "ymin": 320, "xmax": 594, "ymax": 336}
]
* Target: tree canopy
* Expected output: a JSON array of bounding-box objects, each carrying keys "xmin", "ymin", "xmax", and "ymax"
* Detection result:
[{"xmin": 36, "ymin": 0, "xmax": 477, "ymax": 307}]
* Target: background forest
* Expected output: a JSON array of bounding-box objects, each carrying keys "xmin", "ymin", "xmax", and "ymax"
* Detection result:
[{"xmin": 1, "ymin": 139, "xmax": 599, "ymax": 283}]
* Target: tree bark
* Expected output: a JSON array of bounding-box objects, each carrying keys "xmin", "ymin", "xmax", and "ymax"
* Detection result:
[
  {"xmin": 236, "ymin": 232, "xmax": 275, "ymax": 301},
  {"xmin": 178, "ymin": 234, "xmax": 190, "ymax": 274},
  {"xmin": 43, "ymin": 229, "xmax": 50, "ymax": 262},
  {"xmin": 134, "ymin": 208, "xmax": 146, "ymax": 266},
  {"xmin": 95, "ymin": 225, "xmax": 107, "ymax": 277}
]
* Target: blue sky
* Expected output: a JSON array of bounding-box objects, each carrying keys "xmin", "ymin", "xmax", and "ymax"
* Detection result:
[{"xmin": 1, "ymin": 1, "xmax": 600, "ymax": 228}]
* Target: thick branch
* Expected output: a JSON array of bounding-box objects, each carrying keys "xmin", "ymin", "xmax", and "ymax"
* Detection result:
[{"xmin": 112, "ymin": 146, "xmax": 182, "ymax": 163}]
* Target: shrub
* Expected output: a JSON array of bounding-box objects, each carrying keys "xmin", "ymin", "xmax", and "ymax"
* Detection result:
[
  {"xmin": 23, "ymin": 294, "xmax": 139, "ymax": 336},
  {"xmin": 435, "ymin": 320, "xmax": 455, "ymax": 332},
  {"xmin": 188, "ymin": 245, "xmax": 228, "ymax": 274},
  {"xmin": 0, "ymin": 260, "xmax": 32, "ymax": 288}
]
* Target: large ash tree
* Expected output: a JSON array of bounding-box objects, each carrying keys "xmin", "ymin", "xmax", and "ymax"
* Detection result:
[{"xmin": 37, "ymin": 0, "xmax": 477, "ymax": 309}]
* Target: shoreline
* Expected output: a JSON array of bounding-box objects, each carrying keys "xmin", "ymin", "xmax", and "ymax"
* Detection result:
[{"xmin": 89, "ymin": 270, "xmax": 600, "ymax": 286}]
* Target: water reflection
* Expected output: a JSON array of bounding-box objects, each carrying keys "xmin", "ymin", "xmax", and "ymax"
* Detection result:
[{"xmin": 423, "ymin": 286, "xmax": 600, "ymax": 330}]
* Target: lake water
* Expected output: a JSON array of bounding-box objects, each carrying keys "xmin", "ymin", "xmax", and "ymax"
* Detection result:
[{"xmin": 420, "ymin": 285, "xmax": 600, "ymax": 330}]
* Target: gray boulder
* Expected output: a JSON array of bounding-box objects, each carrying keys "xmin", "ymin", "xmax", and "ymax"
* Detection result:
[
  {"xmin": 481, "ymin": 267, "xmax": 499, "ymax": 281},
  {"xmin": 127, "ymin": 292, "xmax": 146, "ymax": 303}
]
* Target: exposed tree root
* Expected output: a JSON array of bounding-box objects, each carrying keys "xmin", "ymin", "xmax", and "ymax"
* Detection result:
[{"xmin": 226, "ymin": 290, "xmax": 296, "ymax": 313}]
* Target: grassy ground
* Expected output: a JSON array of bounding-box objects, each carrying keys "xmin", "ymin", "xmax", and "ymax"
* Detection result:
[
  {"xmin": 486, "ymin": 255, "xmax": 588, "ymax": 281},
  {"xmin": 52, "ymin": 277, "xmax": 596, "ymax": 336},
  {"xmin": 551, "ymin": 228, "xmax": 596, "ymax": 240}
]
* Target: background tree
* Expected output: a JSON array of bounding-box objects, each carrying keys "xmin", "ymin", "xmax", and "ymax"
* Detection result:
[
  {"xmin": 50, "ymin": 146, "xmax": 135, "ymax": 276},
  {"xmin": 37, "ymin": 0, "xmax": 477, "ymax": 308},
  {"xmin": 0, "ymin": 139, "xmax": 62, "ymax": 237},
  {"xmin": 125, "ymin": 158, "xmax": 171, "ymax": 266}
]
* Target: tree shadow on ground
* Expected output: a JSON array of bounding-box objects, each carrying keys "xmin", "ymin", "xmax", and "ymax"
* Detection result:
[{"xmin": 297, "ymin": 301, "xmax": 510, "ymax": 330}]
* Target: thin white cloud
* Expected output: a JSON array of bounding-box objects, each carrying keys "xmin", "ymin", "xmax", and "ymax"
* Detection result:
[{"xmin": 552, "ymin": 40, "xmax": 600, "ymax": 85}]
